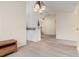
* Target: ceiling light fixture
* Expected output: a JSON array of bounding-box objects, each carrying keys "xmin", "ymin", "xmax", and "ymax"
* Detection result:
[{"xmin": 34, "ymin": 1, "xmax": 46, "ymax": 14}]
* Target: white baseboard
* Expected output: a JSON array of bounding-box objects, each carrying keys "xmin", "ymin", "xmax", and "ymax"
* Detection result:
[{"xmin": 56, "ymin": 39, "xmax": 77, "ymax": 47}]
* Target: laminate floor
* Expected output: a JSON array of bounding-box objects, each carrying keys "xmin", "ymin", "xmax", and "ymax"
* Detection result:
[{"xmin": 7, "ymin": 35, "xmax": 79, "ymax": 57}]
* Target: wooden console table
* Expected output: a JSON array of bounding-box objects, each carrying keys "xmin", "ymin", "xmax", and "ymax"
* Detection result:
[{"xmin": 0, "ymin": 39, "xmax": 17, "ymax": 57}]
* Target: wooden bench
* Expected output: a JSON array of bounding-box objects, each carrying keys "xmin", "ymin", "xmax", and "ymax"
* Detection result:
[{"xmin": 0, "ymin": 39, "xmax": 17, "ymax": 57}]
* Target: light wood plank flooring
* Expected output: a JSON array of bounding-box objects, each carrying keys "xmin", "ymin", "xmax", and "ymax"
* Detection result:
[{"xmin": 7, "ymin": 35, "xmax": 79, "ymax": 57}]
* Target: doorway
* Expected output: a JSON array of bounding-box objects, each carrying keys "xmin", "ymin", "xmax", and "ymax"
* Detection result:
[{"xmin": 40, "ymin": 14, "xmax": 56, "ymax": 39}]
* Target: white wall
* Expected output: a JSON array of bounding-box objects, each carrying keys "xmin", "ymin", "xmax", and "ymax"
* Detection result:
[
  {"xmin": 56, "ymin": 12, "xmax": 78, "ymax": 41},
  {"xmin": 26, "ymin": 1, "xmax": 38, "ymax": 28},
  {"xmin": 76, "ymin": 3, "xmax": 79, "ymax": 53},
  {"xmin": 0, "ymin": 2, "xmax": 26, "ymax": 47},
  {"xmin": 42, "ymin": 15, "xmax": 56, "ymax": 35}
]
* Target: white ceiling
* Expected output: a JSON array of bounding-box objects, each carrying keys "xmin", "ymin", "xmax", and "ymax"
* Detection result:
[{"xmin": 44, "ymin": 1, "xmax": 78, "ymax": 13}]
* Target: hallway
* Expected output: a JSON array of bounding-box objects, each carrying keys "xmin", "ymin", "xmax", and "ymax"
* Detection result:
[{"xmin": 7, "ymin": 36, "xmax": 79, "ymax": 57}]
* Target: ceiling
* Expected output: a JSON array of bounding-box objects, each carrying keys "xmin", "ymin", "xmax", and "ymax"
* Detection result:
[{"xmin": 44, "ymin": 1, "xmax": 78, "ymax": 13}]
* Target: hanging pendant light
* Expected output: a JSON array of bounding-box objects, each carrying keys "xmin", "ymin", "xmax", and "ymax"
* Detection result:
[
  {"xmin": 34, "ymin": 1, "xmax": 40, "ymax": 12},
  {"xmin": 34, "ymin": 1, "xmax": 46, "ymax": 13}
]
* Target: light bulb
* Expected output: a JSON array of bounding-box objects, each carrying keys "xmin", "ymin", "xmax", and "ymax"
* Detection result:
[
  {"xmin": 33, "ymin": 8, "xmax": 38, "ymax": 12},
  {"xmin": 35, "ymin": 4, "xmax": 40, "ymax": 10},
  {"xmin": 39, "ymin": 9, "xmax": 43, "ymax": 13},
  {"xmin": 41, "ymin": 6, "xmax": 46, "ymax": 11}
]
